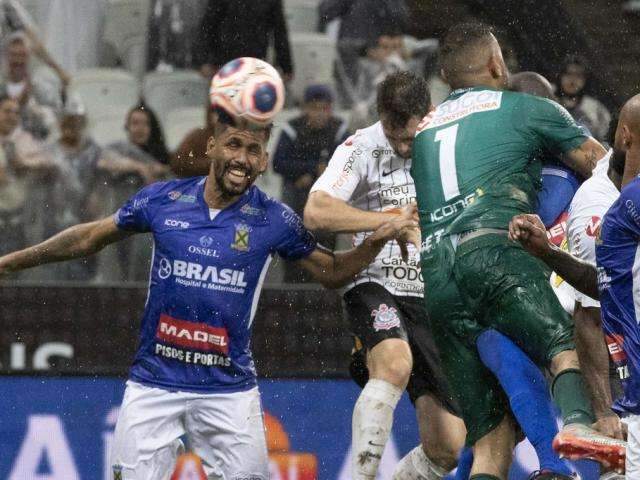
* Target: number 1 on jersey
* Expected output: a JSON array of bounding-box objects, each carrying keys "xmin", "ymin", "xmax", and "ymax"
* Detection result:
[{"xmin": 435, "ymin": 124, "xmax": 460, "ymax": 201}]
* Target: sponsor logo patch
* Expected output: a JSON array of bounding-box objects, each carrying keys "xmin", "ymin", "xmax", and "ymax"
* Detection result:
[
  {"xmin": 156, "ymin": 314, "xmax": 229, "ymax": 354},
  {"xmin": 586, "ymin": 216, "xmax": 601, "ymax": 237},
  {"xmin": 371, "ymin": 304, "xmax": 400, "ymax": 331},
  {"xmin": 165, "ymin": 218, "xmax": 190, "ymax": 229},
  {"xmin": 113, "ymin": 465, "xmax": 123, "ymax": 480},
  {"xmin": 240, "ymin": 204, "xmax": 264, "ymax": 216}
]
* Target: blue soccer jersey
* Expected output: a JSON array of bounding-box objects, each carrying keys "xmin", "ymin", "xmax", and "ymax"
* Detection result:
[
  {"xmin": 114, "ymin": 177, "xmax": 316, "ymax": 393},
  {"xmin": 596, "ymin": 176, "xmax": 640, "ymax": 415}
]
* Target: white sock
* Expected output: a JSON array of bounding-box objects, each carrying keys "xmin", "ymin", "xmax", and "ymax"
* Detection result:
[
  {"xmin": 352, "ymin": 379, "xmax": 403, "ymax": 479},
  {"xmin": 391, "ymin": 445, "xmax": 448, "ymax": 480}
]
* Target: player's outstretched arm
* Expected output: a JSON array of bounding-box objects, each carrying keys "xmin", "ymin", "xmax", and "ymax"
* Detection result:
[
  {"xmin": 561, "ymin": 137, "xmax": 608, "ymax": 178},
  {"xmin": 509, "ymin": 213, "xmax": 600, "ymax": 299},
  {"xmin": 297, "ymin": 218, "xmax": 419, "ymax": 289},
  {"xmin": 304, "ymin": 191, "xmax": 417, "ymax": 233},
  {"xmin": 0, "ymin": 216, "xmax": 131, "ymax": 276}
]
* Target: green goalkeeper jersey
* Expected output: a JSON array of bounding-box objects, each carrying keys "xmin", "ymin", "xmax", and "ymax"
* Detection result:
[{"xmin": 412, "ymin": 86, "xmax": 587, "ymax": 254}]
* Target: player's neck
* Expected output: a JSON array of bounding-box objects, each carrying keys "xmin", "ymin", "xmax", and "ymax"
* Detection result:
[
  {"xmin": 608, "ymin": 167, "xmax": 623, "ymax": 191},
  {"xmin": 203, "ymin": 177, "xmax": 242, "ymax": 210}
]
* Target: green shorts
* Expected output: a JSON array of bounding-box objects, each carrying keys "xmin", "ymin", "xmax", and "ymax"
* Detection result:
[{"xmin": 422, "ymin": 233, "xmax": 575, "ymax": 445}]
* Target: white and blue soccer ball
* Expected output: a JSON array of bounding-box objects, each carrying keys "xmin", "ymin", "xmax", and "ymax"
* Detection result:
[{"xmin": 209, "ymin": 57, "xmax": 285, "ymax": 126}]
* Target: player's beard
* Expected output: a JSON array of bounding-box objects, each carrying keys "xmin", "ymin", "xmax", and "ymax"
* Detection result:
[
  {"xmin": 610, "ymin": 147, "xmax": 627, "ymax": 176},
  {"xmin": 214, "ymin": 159, "xmax": 258, "ymax": 198}
]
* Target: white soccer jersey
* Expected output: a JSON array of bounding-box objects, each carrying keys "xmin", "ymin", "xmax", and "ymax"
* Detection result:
[
  {"xmin": 310, "ymin": 121, "xmax": 422, "ymax": 297},
  {"xmin": 567, "ymin": 150, "xmax": 618, "ymax": 308}
]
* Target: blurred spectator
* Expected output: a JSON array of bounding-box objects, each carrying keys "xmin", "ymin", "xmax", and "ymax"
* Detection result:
[
  {"xmin": 147, "ymin": 0, "xmax": 207, "ymax": 71},
  {"xmin": 193, "ymin": 0, "xmax": 293, "ymax": 81},
  {"xmin": 1, "ymin": 32, "xmax": 61, "ymax": 139},
  {"xmin": 349, "ymin": 32, "xmax": 409, "ymax": 129},
  {"xmin": 0, "ymin": 0, "xmax": 70, "ymax": 86},
  {"xmin": 35, "ymin": 97, "xmax": 102, "ymax": 280},
  {"xmin": 95, "ymin": 104, "xmax": 170, "ymax": 282},
  {"xmin": 557, "ymin": 55, "xmax": 611, "ymax": 141},
  {"xmin": 0, "ymin": 94, "xmax": 54, "ymax": 257},
  {"xmin": 273, "ymin": 85, "xmax": 348, "ymax": 281},
  {"xmin": 319, "ymin": 0, "xmax": 409, "ymax": 106},
  {"xmin": 171, "ymin": 104, "xmax": 216, "ymax": 177}
]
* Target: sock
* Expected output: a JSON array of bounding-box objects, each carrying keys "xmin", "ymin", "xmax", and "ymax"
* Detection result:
[
  {"xmin": 454, "ymin": 447, "xmax": 473, "ymax": 480},
  {"xmin": 476, "ymin": 330, "xmax": 573, "ymax": 476},
  {"xmin": 468, "ymin": 475, "xmax": 501, "ymax": 480},
  {"xmin": 391, "ymin": 445, "xmax": 448, "ymax": 480},
  {"xmin": 352, "ymin": 379, "xmax": 403, "ymax": 479},
  {"xmin": 551, "ymin": 368, "xmax": 596, "ymax": 426}
]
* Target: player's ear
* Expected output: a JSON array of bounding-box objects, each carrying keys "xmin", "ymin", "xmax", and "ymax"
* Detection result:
[
  {"xmin": 440, "ymin": 68, "xmax": 448, "ymax": 84},
  {"xmin": 206, "ymin": 135, "xmax": 216, "ymax": 157},
  {"xmin": 488, "ymin": 53, "xmax": 503, "ymax": 80},
  {"xmin": 259, "ymin": 151, "xmax": 268, "ymax": 174}
]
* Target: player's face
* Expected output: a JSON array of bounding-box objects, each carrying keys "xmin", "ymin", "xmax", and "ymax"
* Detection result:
[
  {"xmin": 381, "ymin": 115, "xmax": 421, "ymax": 159},
  {"xmin": 207, "ymin": 126, "xmax": 268, "ymax": 197}
]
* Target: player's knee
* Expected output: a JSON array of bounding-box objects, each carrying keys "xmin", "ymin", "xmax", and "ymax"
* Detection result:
[{"xmin": 370, "ymin": 355, "xmax": 412, "ymax": 388}]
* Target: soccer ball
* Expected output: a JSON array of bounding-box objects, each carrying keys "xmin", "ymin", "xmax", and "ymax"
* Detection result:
[{"xmin": 210, "ymin": 57, "xmax": 285, "ymax": 126}]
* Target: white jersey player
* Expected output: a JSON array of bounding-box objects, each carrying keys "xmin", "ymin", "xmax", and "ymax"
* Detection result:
[{"xmin": 305, "ymin": 72, "xmax": 465, "ymax": 480}]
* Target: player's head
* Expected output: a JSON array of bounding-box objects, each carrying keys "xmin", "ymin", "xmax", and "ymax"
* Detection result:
[
  {"xmin": 509, "ymin": 71, "xmax": 556, "ymax": 101},
  {"xmin": 377, "ymin": 71, "xmax": 431, "ymax": 159},
  {"xmin": 440, "ymin": 22, "xmax": 509, "ymax": 91},
  {"xmin": 612, "ymin": 94, "xmax": 640, "ymax": 177},
  {"xmin": 206, "ymin": 108, "xmax": 271, "ymax": 197}
]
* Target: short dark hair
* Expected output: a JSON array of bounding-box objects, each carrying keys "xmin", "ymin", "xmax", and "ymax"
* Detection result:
[
  {"xmin": 376, "ymin": 72, "xmax": 430, "ymax": 130},
  {"xmin": 440, "ymin": 22, "xmax": 495, "ymax": 89},
  {"xmin": 212, "ymin": 107, "xmax": 272, "ymax": 141}
]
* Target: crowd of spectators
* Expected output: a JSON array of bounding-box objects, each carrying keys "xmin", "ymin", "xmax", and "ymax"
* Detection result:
[{"xmin": 0, "ymin": 0, "xmax": 616, "ymax": 285}]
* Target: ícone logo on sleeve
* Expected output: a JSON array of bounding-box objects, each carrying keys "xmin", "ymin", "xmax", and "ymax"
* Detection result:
[{"xmin": 371, "ymin": 304, "xmax": 401, "ymax": 331}]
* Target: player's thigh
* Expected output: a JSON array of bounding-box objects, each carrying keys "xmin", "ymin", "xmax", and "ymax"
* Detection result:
[
  {"xmin": 186, "ymin": 387, "xmax": 269, "ymax": 480},
  {"xmin": 344, "ymin": 283, "xmax": 413, "ymax": 381},
  {"xmin": 110, "ymin": 381, "xmax": 187, "ymax": 480},
  {"xmin": 456, "ymin": 235, "xmax": 574, "ymax": 367},
  {"xmin": 626, "ymin": 415, "xmax": 640, "ymax": 477}
]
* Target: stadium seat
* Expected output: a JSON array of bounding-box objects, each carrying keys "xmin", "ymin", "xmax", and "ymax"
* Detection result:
[
  {"xmin": 103, "ymin": 0, "xmax": 151, "ymax": 78},
  {"xmin": 88, "ymin": 106, "xmax": 128, "ymax": 147},
  {"xmin": 69, "ymin": 68, "xmax": 140, "ymax": 122},
  {"xmin": 289, "ymin": 33, "xmax": 336, "ymax": 103},
  {"xmin": 142, "ymin": 70, "xmax": 209, "ymax": 128},
  {"xmin": 164, "ymin": 107, "xmax": 205, "ymax": 151},
  {"xmin": 284, "ymin": 0, "xmax": 319, "ymax": 33}
]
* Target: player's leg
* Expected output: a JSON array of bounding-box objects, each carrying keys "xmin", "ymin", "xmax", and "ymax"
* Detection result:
[
  {"xmin": 392, "ymin": 297, "xmax": 466, "ymax": 480},
  {"xmin": 186, "ymin": 387, "xmax": 269, "ymax": 480},
  {"xmin": 625, "ymin": 415, "xmax": 640, "ymax": 477},
  {"xmin": 469, "ymin": 414, "xmax": 517, "ymax": 480},
  {"xmin": 476, "ymin": 329, "xmax": 574, "ymax": 476},
  {"xmin": 110, "ymin": 381, "xmax": 187, "ymax": 480},
  {"xmin": 343, "ymin": 283, "xmax": 413, "ymax": 480}
]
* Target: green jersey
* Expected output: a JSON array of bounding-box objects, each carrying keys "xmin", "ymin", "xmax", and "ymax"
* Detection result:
[{"xmin": 412, "ymin": 87, "xmax": 587, "ymax": 253}]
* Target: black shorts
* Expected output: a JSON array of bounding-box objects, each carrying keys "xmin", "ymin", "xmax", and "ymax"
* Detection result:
[{"xmin": 343, "ymin": 282, "xmax": 460, "ymax": 415}]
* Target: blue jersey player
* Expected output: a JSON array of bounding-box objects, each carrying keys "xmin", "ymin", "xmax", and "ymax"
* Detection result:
[
  {"xmin": 0, "ymin": 111, "xmax": 418, "ymax": 479},
  {"xmin": 508, "ymin": 94, "xmax": 640, "ymax": 475}
]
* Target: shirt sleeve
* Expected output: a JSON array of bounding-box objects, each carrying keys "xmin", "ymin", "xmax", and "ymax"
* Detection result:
[
  {"xmin": 275, "ymin": 206, "xmax": 317, "ymax": 261},
  {"xmin": 309, "ymin": 135, "xmax": 365, "ymax": 201},
  {"xmin": 525, "ymin": 96, "xmax": 589, "ymax": 154},
  {"xmin": 114, "ymin": 184, "xmax": 158, "ymax": 233},
  {"xmin": 567, "ymin": 210, "xmax": 601, "ymax": 308},
  {"xmin": 619, "ymin": 181, "xmax": 640, "ymax": 236}
]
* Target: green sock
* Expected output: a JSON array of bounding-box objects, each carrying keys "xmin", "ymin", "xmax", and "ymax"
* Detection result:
[
  {"xmin": 469, "ymin": 475, "xmax": 501, "ymax": 480},
  {"xmin": 551, "ymin": 368, "xmax": 595, "ymax": 426}
]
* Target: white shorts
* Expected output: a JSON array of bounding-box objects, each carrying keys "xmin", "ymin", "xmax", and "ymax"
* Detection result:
[
  {"xmin": 626, "ymin": 414, "xmax": 640, "ymax": 478},
  {"xmin": 109, "ymin": 381, "xmax": 269, "ymax": 480}
]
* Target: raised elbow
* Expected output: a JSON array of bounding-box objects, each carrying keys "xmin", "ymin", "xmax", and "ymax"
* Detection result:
[{"xmin": 303, "ymin": 193, "xmax": 330, "ymax": 231}]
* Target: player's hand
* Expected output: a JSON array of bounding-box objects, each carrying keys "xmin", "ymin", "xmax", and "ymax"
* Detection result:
[
  {"xmin": 508, "ymin": 214, "xmax": 552, "ymax": 258},
  {"xmin": 369, "ymin": 218, "xmax": 419, "ymax": 262},
  {"xmin": 399, "ymin": 203, "xmax": 419, "ymax": 222},
  {"xmin": 593, "ymin": 413, "xmax": 626, "ymax": 440}
]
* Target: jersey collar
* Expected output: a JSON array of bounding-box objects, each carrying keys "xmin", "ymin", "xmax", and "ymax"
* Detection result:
[
  {"xmin": 196, "ymin": 177, "xmax": 255, "ymax": 223},
  {"xmin": 448, "ymin": 85, "xmax": 501, "ymax": 99}
]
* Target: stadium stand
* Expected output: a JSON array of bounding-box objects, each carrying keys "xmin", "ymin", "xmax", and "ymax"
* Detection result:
[
  {"xmin": 284, "ymin": 0, "xmax": 319, "ymax": 33},
  {"xmin": 164, "ymin": 106, "xmax": 205, "ymax": 151},
  {"xmin": 288, "ymin": 33, "xmax": 336, "ymax": 102}
]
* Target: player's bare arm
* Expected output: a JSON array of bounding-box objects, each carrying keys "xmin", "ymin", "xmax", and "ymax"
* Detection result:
[
  {"xmin": 0, "ymin": 216, "xmax": 130, "ymax": 275},
  {"xmin": 509, "ymin": 213, "xmax": 599, "ymax": 299},
  {"xmin": 561, "ymin": 137, "xmax": 607, "ymax": 178},
  {"xmin": 573, "ymin": 304, "xmax": 624, "ymax": 439},
  {"xmin": 297, "ymin": 217, "xmax": 419, "ymax": 288},
  {"xmin": 304, "ymin": 190, "xmax": 417, "ymax": 233}
]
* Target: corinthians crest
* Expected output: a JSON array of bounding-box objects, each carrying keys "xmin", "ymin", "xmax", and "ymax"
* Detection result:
[
  {"xmin": 231, "ymin": 223, "xmax": 251, "ymax": 251},
  {"xmin": 371, "ymin": 304, "xmax": 400, "ymax": 331}
]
